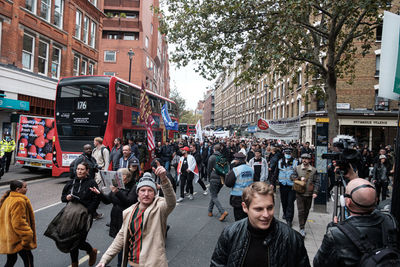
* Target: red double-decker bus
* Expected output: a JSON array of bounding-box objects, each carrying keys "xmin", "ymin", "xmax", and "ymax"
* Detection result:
[
  {"xmin": 178, "ymin": 123, "xmax": 196, "ymax": 137},
  {"xmin": 52, "ymin": 75, "xmax": 178, "ymax": 177}
]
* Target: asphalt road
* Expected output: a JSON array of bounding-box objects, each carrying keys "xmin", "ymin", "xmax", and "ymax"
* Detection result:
[{"xmin": 0, "ymin": 177, "xmax": 236, "ymax": 267}]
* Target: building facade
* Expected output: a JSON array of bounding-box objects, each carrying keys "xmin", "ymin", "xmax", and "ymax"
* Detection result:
[
  {"xmin": 99, "ymin": 0, "xmax": 170, "ymax": 97},
  {"xmin": 202, "ymin": 89, "xmax": 214, "ymax": 129},
  {"xmin": 0, "ymin": 0, "xmax": 104, "ymax": 137},
  {"xmin": 213, "ymin": 15, "xmax": 398, "ymax": 149}
]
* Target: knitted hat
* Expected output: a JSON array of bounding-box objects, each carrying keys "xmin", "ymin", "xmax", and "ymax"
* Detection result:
[{"xmin": 136, "ymin": 172, "xmax": 157, "ymax": 193}]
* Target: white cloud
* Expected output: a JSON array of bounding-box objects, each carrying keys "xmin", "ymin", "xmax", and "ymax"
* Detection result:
[{"xmin": 170, "ymin": 62, "xmax": 214, "ymax": 110}]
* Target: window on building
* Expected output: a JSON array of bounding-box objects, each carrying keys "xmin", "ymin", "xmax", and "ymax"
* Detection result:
[
  {"xmin": 75, "ymin": 10, "xmax": 82, "ymax": 39},
  {"xmin": 88, "ymin": 0, "xmax": 97, "ymax": 7},
  {"xmin": 150, "ymin": 23, "xmax": 153, "ymax": 34},
  {"xmin": 83, "ymin": 17, "xmax": 89, "ymax": 44},
  {"xmin": 291, "ymin": 102, "xmax": 294, "ymax": 117},
  {"xmin": 73, "ymin": 55, "xmax": 79, "ymax": 76},
  {"xmin": 104, "ymin": 72, "xmax": 115, "ymax": 76},
  {"xmin": 375, "ymin": 55, "xmax": 380, "ymax": 76},
  {"xmin": 25, "ymin": 0, "xmax": 36, "ymax": 13},
  {"xmin": 0, "ymin": 21, "xmax": 2, "ymax": 54},
  {"xmin": 286, "ymin": 104, "xmax": 289, "ymax": 117},
  {"xmin": 81, "ymin": 60, "xmax": 87, "ymax": 75},
  {"xmin": 22, "ymin": 33, "xmax": 35, "ymax": 71},
  {"xmin": 376, "ymin": 24, "xmax": 382, "ymax": 41},
  {"xmin": 88, "ymin": 62, "xmax": 94, "ymax": 75},
  {"xmin": 51, "ymin": 47, "xmax": 61, "ymax": 79},
  {"xmin": 123, "ymin": 33, "xmax": 137, "ymax": 40},
  {"xmin": 297, "ymin": 72, "xmax": 302, "ymax": 88},
  {"xmin": 273, "ymin": 108, "xmax": 276, "ymax": 119},
  {"xmin": 282, "ymin": 83, "xmax": 285, "ymax": 96},
  {"xmin": 40, "ymin": 0, "xmax": 51, "ymax": 21},
  {"xmin": 146, "ymin": 56, "xmax": 150, "ymax": 68},
  {"xmin": 126, "ymin": 12, "xmax": 137, "ymax": 18},
  {"xmin": 106, "ymin": 33, "xmax": 119, "ymax": 40},
  {"xmin": 90, "ymin": 21, "xmax": 96, "ymax": 48},
  {"xmin": 282, "ymin": 105, "xmax": 285, "ymax": 118},
  {"xmin": 145, "ymin": 36, "xmax": 149, "ymax": 48},
  {"xmin": 297, "ymin": 99, "xmax": 301, "ymax": 116},
  {"xmin": 53, "ymin": 0, "xmax": 63, "ymax": 28},
  {"xmin": 38, "ymin": 41, "xmax": 49, "ymax": 75},
  {"xmin": 104, "ymin": 51, "xmax": 116, "ymax": 62}
]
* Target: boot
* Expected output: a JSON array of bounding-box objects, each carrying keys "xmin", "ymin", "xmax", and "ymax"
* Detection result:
[
  {"xmin": 219, "ymin": 211, "xmax": 229, "ymax": 221},
  {"xmin": 71, "ymin": 262, "xmax": 78, "ymax": 267},
  {"xmin": 88, "ymin": 248, "xmax": 98, "ymax": 266}
]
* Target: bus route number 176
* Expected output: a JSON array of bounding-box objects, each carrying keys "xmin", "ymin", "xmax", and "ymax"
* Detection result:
[{"xmin": 77, "ymin": 101, "xmax": 87, "ymax": 110}]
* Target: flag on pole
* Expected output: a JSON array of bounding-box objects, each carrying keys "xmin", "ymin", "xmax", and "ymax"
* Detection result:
[
  {"xmin": 139, "ymin": 83, "xmax": 155, "ymax": 150},
  {"xmin": 195, "ymin": 119, "xmax": 203, "ymax": 142}
]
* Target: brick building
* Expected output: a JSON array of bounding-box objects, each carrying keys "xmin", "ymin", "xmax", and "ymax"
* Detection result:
[
  {"xmin": 0, "ymin": 0, "xmax": 104, "ymax": 137},
  {"xmin": 202, "ymin": 89, "xmax": 214, "ymax": 129},
  {"xmin": 99, "ymin": 0, "xmax": 170, "ymax": 97},
  {"xmin": 214, "ymin": 10, "xmax": 398, "ymax": 149}
]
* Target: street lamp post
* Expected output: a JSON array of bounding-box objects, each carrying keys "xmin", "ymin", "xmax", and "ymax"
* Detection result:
[{"xmin": 128, "ymin": 48, "xmax": 135, "ymax": 82}]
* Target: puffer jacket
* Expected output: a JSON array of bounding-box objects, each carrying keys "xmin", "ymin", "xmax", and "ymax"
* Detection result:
[
  {"xmin": 313, "ymin": 210, "xmax": 399, "ymax": 267},
  {"xmin": 211, "ymin": 218, "xmax": 310, "ymax": 267}
]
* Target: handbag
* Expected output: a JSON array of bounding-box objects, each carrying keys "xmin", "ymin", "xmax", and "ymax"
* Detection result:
[{"xmin": 293, "ymin": 179, "xmax": 306, "ymax": 194}]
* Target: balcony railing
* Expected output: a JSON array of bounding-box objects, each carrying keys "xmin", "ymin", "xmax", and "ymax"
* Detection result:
[
  {"xmin": 103, "ymin": 17, "xmax": 140, "ymax": 30},
  {"xmin": 104, "ymin": 0, "xmax": 140, "ymax": 8}
]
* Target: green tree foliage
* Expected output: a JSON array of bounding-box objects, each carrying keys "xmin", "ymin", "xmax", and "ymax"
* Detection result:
[
  {"xmin": 169, "ymin": 86, "xmax": 186, "ymax": 119},
  {"xmin": 180, "ymin": 110, "xmax": 203, "ymax": 124},
  {"xmin": 160, "ymin": 0, "xmax": 392, "ymax": 139}
]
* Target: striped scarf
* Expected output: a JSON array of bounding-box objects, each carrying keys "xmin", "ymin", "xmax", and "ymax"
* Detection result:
[{"xmin": 128, "ymin": 206, "xmax": 145, "ymax": 264}]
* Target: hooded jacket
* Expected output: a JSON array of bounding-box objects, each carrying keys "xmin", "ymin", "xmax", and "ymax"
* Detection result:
[{"xmin": 0, "ymin": 191, "xmax": 37, "ymax": 254}]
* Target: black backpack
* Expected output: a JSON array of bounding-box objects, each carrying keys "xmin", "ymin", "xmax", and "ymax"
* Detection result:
[{"xmin": 337, "ymin": 213, "xmax": 400, "ymax": 267}]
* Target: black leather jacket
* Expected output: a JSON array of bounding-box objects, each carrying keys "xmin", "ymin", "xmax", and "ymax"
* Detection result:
[
  {"xmin": 211, "ymin": 218, "xmax": 310, "ymax": 267},
  {"xmin": 313, "ymin": 210, "xmax": 399, "ymax": 267}
]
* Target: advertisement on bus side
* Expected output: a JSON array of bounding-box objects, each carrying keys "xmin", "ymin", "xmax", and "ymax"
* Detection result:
[{"xmin": 16, "ymin": 115, "xmax": 54, "ymax": 169}]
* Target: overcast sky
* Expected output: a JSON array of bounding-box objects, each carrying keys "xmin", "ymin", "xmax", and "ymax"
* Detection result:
[{"xmin": 169, "ymin": 61, "xmax": 215, "ymax": 110}]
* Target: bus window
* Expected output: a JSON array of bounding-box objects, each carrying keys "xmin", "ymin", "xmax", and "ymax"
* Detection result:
[
  {"xmin": 131, "ymin": 88, "xmax": 140, "ymax": 108},
  {"xmin": 116, "ymin": 82, "xmax": 131, "ymax": 106}
]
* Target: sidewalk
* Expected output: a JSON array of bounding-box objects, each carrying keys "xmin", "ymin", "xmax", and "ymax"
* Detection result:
[
  {"xmin": 274, "ymin": 191, "xmax": 334, "ymax": 262},
  {"xmin": 0, "ymin": 164, "xmax": 51, "ymax": 186}
]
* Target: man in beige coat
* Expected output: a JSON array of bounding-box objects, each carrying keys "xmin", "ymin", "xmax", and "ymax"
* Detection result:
[{"xmin": 96, "ymin": 162, "xmax": 176, "ymax": 267}]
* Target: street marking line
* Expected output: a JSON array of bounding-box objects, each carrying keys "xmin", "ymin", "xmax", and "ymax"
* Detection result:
[
  {"xmin": 34, "ymin": 201, "xmax": 62, "ymax": 213},
  {"xmin": 0, "ymin": 178, "xmax": 53, "ymax": 190},
  {"xmin": 67, "ymin": 250, "xmax": 100, "ymax": 267}
]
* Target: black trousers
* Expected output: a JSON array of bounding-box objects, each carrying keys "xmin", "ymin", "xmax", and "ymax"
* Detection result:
[
  {"xmin": 4, "ymin": 151, "xmax": 12, "ymax": 172},
  {"xmin": 280, "ymin": 184, "xmax": 296, "ymax": 223},
  {"xmin": 5, "ymin": 249, "xmax": 34, "ymax": 267},
  {"xmin": 376, "ymin": 181, "xmax": 389, "ymax": 203},
  {"xmin": 70, "ymin": 232, "xmax": 93, "ymax": 263},
  {"xmin": 180, "ymin": 172, "xmax": 194, "ymax": 198}
]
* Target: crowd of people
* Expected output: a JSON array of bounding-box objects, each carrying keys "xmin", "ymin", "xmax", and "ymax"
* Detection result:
[{"xmin": 0, "ymin": 134, "xmax": 399, "ymax": 267}]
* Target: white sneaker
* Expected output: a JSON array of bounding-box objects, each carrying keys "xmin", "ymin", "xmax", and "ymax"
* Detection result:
[
  {"xmin": 203, "ymin": 189, "xmax": 209, "ymax": 195},
  {"xmin": 189, "ymin": 194, "xmax": 194, "ymax": 200},
  {"xmin": 177, "ymin": 197, "xmax": 184, "ymax": 203}
]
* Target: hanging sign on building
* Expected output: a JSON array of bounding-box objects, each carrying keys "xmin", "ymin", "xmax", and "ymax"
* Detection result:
[
  {"xmin": 379, "ymin": 11, "xmax": 400, "ymax": 100},
  {"xmin": 255, "ymin": 117, "xmax": 300, "ymax": 140}
]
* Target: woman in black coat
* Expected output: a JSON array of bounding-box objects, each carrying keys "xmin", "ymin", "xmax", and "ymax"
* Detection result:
[{"xmin": 61, "ymin": 162, "xmax": 99, "ymax": 267}]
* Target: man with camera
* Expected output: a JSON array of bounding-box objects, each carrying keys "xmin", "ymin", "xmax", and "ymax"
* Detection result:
[
  {"xmin": 313, "ymin": 178, "xmax": 400, "ymax": 266},
  {"xmin": 292, "ymin": 153, "xmax": 319, "ymax": 237}
]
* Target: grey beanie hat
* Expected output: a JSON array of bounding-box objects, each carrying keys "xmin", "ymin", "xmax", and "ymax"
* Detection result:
[{"xmin": 136, "ymin": 172, "xmax": 157, "ymax": 193}]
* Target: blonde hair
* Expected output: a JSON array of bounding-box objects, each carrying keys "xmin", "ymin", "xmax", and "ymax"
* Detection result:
[
  {"xmin": 117, "ymin": 168, "xmax": 132, "ymax": 183},
  {"xmin": 242, "ymin": 182, "xmax": 275, "ymax": 207},
  {"xmin": 94, "ymin": 137, "xmax": 103, "ymax": 144}
]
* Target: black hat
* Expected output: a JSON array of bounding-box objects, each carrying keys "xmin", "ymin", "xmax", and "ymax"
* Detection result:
[
  {"xmin": 234, "ymin": 152, "xmax": 246, "ymax": 159},
  {"xmin": 128, "ymin": 158, "xmax": 140, "ymax": 166},
  {"xmin": 283, "ymin": 148, "xmax": 293, "ymax": 154}
]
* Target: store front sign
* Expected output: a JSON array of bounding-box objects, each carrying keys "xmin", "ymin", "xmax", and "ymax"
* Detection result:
[
  {"xmin": 0, "ymin": 98, "xmax": 29, "ymax": 111},
  {"xmin": 340, "ymin": 118, "xmax": 397, "ymax": 126}
]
